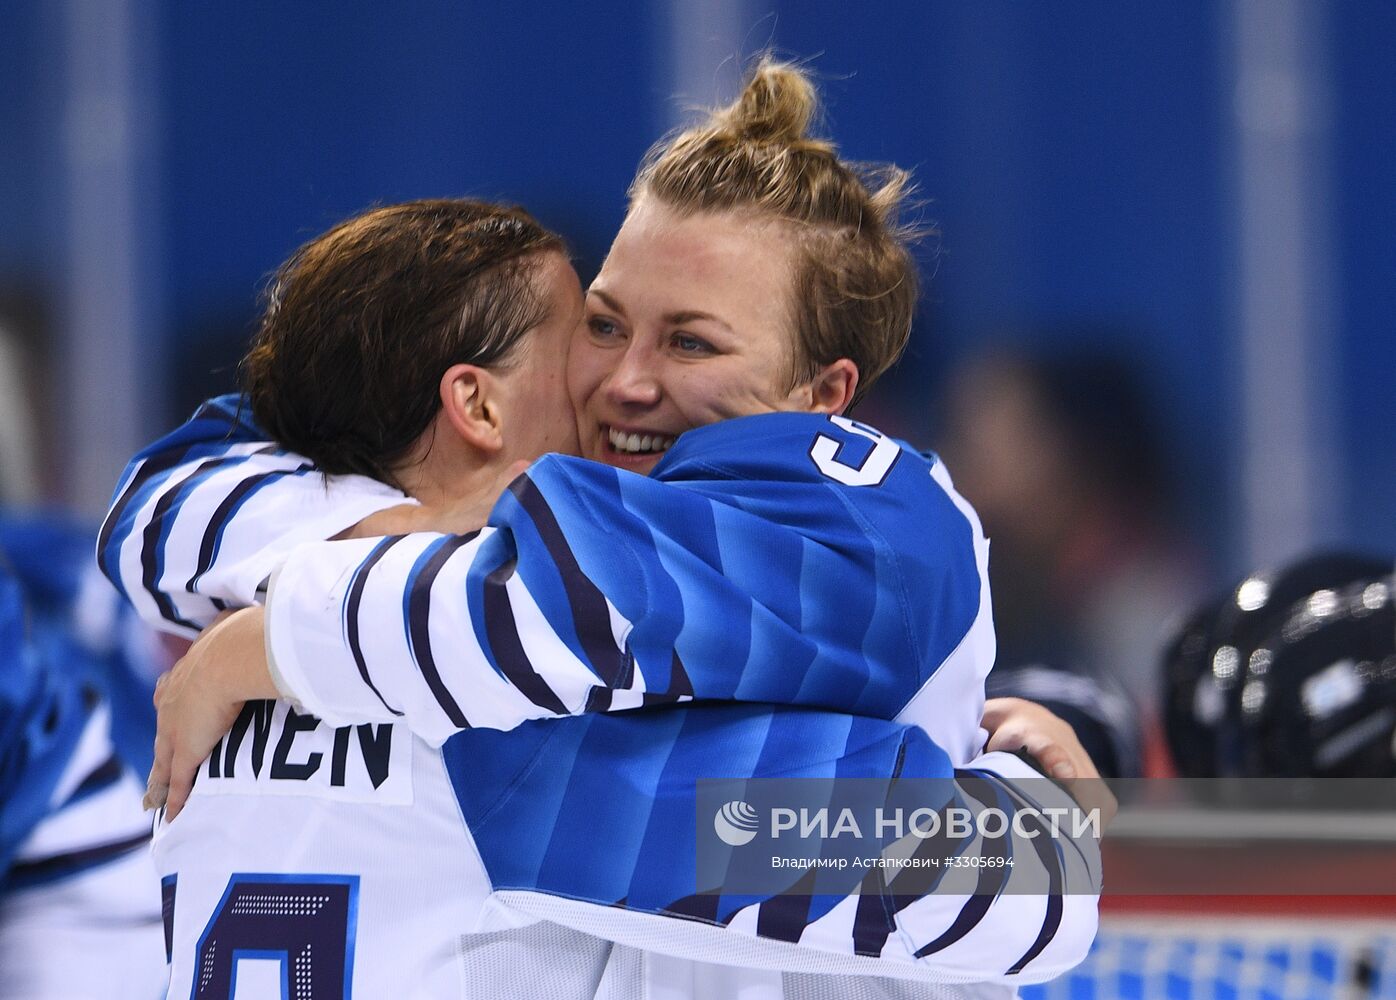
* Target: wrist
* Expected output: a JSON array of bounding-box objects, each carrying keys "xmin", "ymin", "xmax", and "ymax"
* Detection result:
[{"xmin": 215, "ymin": 607, "xmax": 280, "ymax": 702}]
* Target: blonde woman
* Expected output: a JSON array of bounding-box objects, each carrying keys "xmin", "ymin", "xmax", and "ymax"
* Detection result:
[{"xmin": 110, "ymin": 59, "xmax": 1102, "ymax": 998}]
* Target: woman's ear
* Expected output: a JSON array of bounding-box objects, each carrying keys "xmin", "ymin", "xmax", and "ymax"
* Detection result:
[
  {"xmin": 439, "ymin": 363, "xmax": 504, "ymax": 454},
  {"xmin": 802, "ymin": 359, "xmax": 859, "ymax": 415}
]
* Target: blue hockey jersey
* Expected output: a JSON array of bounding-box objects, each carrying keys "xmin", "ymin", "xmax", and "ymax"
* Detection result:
[
  {"xmin": 0, "ymin": 513, "xmax": 162, "ymax": 775},
  {"xmin": 0, "ymin": 519, "xmax": 152, "ymax": 892},
  {"xmin": 102, "ymin": 397, "xmax": 1099, "ymax": 990},
  {"xmin": 0, "ymin": 561, "xmax": 85, "ymax": 882}
]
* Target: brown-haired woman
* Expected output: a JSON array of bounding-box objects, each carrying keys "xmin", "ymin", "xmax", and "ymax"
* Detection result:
[
  {"xmin": 245, "ymin": 197, "xmax": 581, "ymax": 512},
  {"xmin": 117, "ymin": 58, "xmax": 1103, "ymax": 996}
]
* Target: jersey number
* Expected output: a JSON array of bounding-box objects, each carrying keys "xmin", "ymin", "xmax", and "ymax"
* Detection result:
[
  {"xmin": 189, "ymin": 873, "xmax": 358, "ymax": 999},
  {"xmin": 809, "ymin": 415, "xmax": 900, "ymax": 487}
]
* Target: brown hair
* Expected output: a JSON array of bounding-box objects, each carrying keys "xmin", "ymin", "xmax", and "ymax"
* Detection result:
[
  {"xmin": 631, "ymin": 57, "xmax": 920, "ymax": 406},
  {"xmin": 241, "ymin": 198, "xmax": 565, "ymax": 487}
]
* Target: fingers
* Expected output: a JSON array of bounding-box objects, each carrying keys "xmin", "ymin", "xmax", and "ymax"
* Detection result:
[
  {"xmin": 144, "ymin": 741, "xmax": 171, "ymax": 812},
  {"xmin": 979, "ymin": 697, "xmax": 1025, "ymax": 734},
  {"xmin": 1001, "ymin": 727, "xmax": 1078, "ymax": 780},
  {"xmin": 146, "ymin": 666, "xmax": 178, "ymax": 809},
  {"xmin": 142, "ymin": 778, "xmax": 168, "ymax": 812},
  {"xmin": 981, "ymin": 698, "xmax": 1116, "ymax": 831},
  {"xmin": 981, "ymin": 701, "xmax": 1083, "ymax": 780},
  {"xmin": 164, "ymin": 754, "xmax": 198, "ymax": 823},
  {"xmin": 984, "ymin": 725, "xmax": 1027, "ymax": 755},
  {"xmin": 1026, "ymin": 738, "xmax": 1077, "ymax": 781},
  {"xmin": 146, "ymin": 689, "xmax": 172, "ymax": 806},
  {"xmin": 1064, "ymin": 776, "xmax": 1118, "ymax": 831},
  {"xmin": 144, "ymin": 614, "xmax": 269, "ymax": 824}
]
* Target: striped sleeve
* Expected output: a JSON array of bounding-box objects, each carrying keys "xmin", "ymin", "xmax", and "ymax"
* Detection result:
[
  {"xmin": 887, "ymin": 752, "xmax": 1101, "ymax": 982},
  {"xmin": 263, "ymin": 520, "xmax": 638, "ymax": 745},
  {"xmin": 97, "ymin": 394, "xmax": 410, "ymax": 637},
  {"xmin": 262, "ymin": 439, "xmax": 977, "ymax": 748},
  {"xmin": 261, "ymin": 447, "xmax": 832, "ymax": 743},
  {"xmin": 262, "ymin": 420, "xmax": 997, "ymax": 746},
  {"xmin": 487, "ymin": 743, "xmax": 1101, "ymax": 986},
  {"xmin": 678, "ymin": 751, "xmax": 1100, "ymax": 985}
]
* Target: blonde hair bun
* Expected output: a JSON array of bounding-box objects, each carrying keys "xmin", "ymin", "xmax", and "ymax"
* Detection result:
[{"xmin": 712, "ymin": 58, "xmax": 823, "ymax": 148}]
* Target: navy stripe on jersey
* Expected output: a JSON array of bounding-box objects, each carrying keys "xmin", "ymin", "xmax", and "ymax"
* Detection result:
[
  {"xmin": 659, "ymin": 892, "xmax": 720, "ymax": 925},
  {"xmin": 140, "ymin": 450, "xmax": 300, "ymax": 626},
  {"xmin": 996, "ymin": 777, "xmax": 1067, "ymax": 975},
  {"xmin": 7, "ymin": 831, "xmax": 151, "ymax": 891},
  {"xmin": 885, "ymin": 803, "xmax": 959, "ymax": 908},
  {"xmin": 480, "ymin": 556, "xmax": 571, "ymax": 716},
  {"xmin": 186, "ymin": 451, "xmax": 302, "ymax": 591},
  {"xmin": 96, "ymin": 396, "xmax": 251, "ymax": 588},
  {"xmin": 912, "ymin": 887, "xmax": 993, "ymax": 959},
  {"xmin": 852, "ymin": 797, "xmax": 962, "ymax": 957},
  {"xmin": 753, "ymin": 868, "xmax": 820, "ymax": 943},
  {"xmin": 913, "ymin": 774, "xmax": 1012, "ymax": 960},
  {"xmin": 402, "ymin": 535, "xmax": 481, "ymax": 728},
  {"xmin": 60, "ymin": 752, "xmax": 124, "ymax": 808},
  {"xmin": 97, "ymin": 443, "xmax": 198, "ymax": 589},
  {"xmin": 161, "ymin": 875, "xmax": 176, "ymax": 962},
  {"xmin": 584, "ymin": 687, "xmax": 613, "ymax": 713},
  {"xmin": 852, "ymin": 873, "xmax": 896, "ymax": 957},
  {"xmin": 343, "ymin": 535, "xmax": 410, "ymax": 717},
  {"xmin": 509, "ymin": 475, "xmax": 629, "ymax": 687},
  {"xmin": 139, "ymin": 454, "xmax": 239, "ymax": 631},
  {"xmin": 665, "ymin": 650, "xmax": 693, "ymax": 699},
  {"xmin": 1008, "ymin": 854, "xmax": 1063, "ymax": 974}
]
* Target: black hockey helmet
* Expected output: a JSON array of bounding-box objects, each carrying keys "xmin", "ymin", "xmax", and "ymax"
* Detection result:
[
  {"xmin": 1161, "ymin": 553, "xmax": 1392, "ymax": 776},
  {"xmin": 1239, "ymin": 574, "xmax": 1396, "ymax": 777}
]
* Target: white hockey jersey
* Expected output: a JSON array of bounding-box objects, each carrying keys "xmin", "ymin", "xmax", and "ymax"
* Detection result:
[{"xmin": 103, "ymin": 399, "xmax": 1101, "ymax": 998}]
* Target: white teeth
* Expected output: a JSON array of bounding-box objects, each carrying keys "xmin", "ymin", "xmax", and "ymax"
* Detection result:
[{"xmin": 608, "ymin": 427, "xmax": 675, "ymax": 454}]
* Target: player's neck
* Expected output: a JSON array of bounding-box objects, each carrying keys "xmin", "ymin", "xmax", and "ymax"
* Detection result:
[{"xmin": 392, "ymin": 441, "xmax": 508, "ymax": 528}]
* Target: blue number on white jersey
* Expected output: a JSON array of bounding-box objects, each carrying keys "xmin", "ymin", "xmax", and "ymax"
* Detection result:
[{"xmin": 189, "ymin": 873, "xmax": 358, "ymax": 999}]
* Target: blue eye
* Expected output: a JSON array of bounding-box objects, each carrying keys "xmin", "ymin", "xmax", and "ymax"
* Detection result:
[
  {"xmin": 588, "ymin": 316, "xmax": 620, "ymax": 339},
  {"xmin": 672, "ymin": 333, "xmax": 713, "ymax": 355}
]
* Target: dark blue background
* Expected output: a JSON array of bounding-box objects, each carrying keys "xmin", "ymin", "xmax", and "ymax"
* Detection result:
[{"xmin": 2, "ymin": 1, "xmax": 1391, "ymax": 578}]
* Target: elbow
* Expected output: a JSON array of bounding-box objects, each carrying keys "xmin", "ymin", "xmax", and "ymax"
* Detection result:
[{"xmin": 1001, "ymin": 892, "xmax": 1100, "ymax": 985}]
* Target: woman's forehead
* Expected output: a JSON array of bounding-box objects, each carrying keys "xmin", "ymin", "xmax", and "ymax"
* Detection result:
[
  {"xmin": 620, "ymin": 196, "xmax": 791, "ymax": 251},
  {"xmin": 598, "ymin": 201, "xmax": 795, "ymax": 309}
]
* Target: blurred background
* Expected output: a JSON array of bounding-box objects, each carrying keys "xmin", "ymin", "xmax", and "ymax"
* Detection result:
[{"xmin": 2, "ymin": 1, "xmax": 1392, "ymax": 768}]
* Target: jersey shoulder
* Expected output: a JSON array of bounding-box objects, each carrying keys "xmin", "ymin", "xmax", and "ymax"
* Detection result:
[
  {"xmin": 649, "ymin": 412, "xmax": 969, "ymax": 545},
  {"xmin": 529, "ymin": 412, "xmax": 943, "ymax": 518},
  {"xmin": 655, "ymin": 411, "xmax": 935, "ymax": 487}
]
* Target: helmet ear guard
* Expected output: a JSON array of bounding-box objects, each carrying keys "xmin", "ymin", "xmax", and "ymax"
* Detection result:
[{"xmin": 1160, "ymin": 552, "xmax": 1394, "ymax": 777}]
